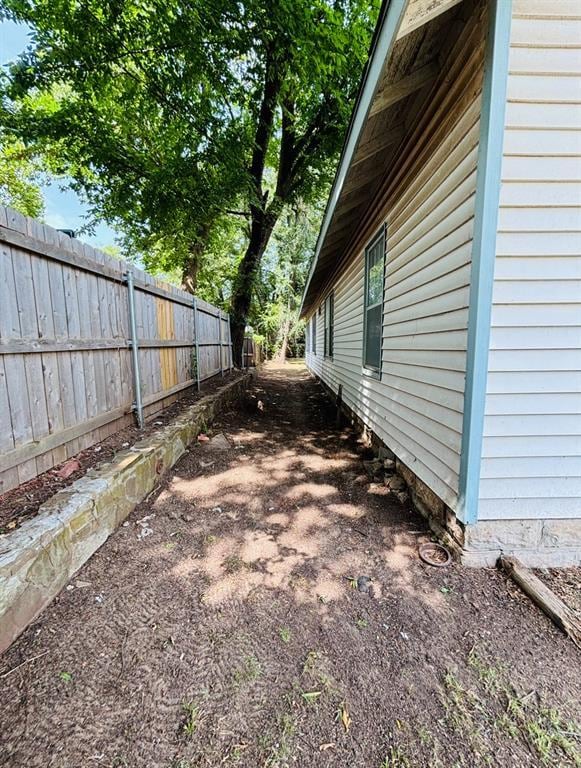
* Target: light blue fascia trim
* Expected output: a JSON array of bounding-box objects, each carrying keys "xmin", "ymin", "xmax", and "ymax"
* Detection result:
[
  {"xmin": 458, "ymin": 0, "xmax": 513, "ymax": 525},
  {"xmin": 299, "ymin": 0, "xmax": 408, "ymax": 317}
]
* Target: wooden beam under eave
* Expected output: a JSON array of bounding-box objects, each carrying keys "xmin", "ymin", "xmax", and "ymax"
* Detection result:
[
  {"xmin": 369, "ymin": 61, "xmax": 439, "ymax": 118},
  {"xmin": 352, "ymin": 125, "xmax": 405, "ymax": 167},
  {"xmin": 396, "ymin": 0, "xmax": 464, "ymax": 40}
]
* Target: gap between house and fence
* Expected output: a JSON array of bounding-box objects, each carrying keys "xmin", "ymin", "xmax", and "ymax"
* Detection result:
[{"xmin": 0, "ymin": 205, "xmax": 237, "ymax": 494}]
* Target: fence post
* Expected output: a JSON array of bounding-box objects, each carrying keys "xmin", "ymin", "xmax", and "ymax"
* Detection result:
[
  {"xmin": 219, "ymin": 311, "xmax": 224, "ymax": 378},
  {"xmin": 192, "ymin": 297, "xmax": 201, "ymax": 391},
  {"xmin": 125, "ymin": 269, "xmax": 144, "ymax": 429},
  {"xmin": 226, "ymin": 313, "xmax": 233, "ymax": 371}
]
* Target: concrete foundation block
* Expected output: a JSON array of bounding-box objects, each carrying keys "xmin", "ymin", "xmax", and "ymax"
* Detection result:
[
  {"xmin": 540, "ymin": 519, "xmax": 581, "ymax": 549},
  {"xmin": 465, "ymin": 519, "xmax": 544, "ymax": 552}
]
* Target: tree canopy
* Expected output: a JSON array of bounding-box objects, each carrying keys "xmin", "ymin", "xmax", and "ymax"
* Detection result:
[
  {"xmin": 0, "ymin": 135, "xmax": 45, "ymax": 216},
  {"xmin": 1, "ymin": 0, "xmax": 378, "ymax": 361}
]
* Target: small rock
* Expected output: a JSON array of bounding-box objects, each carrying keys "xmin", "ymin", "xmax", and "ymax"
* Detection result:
[
  {"xmin": 363, "ymin": 459, "xmax": 383, "ymax": 478},
  {"xmin": 122, "ymin": 442, "xmax": 130, "ymax": 448},
  {"xmin": 182, "ymin": 514, "xmax": 194, "ymax": 523},
  {"xmin": 154, "ymin": 420, "xmax": 163, "ymax": 426},
  {"xmin": 66, "ymin": 584, "xmax": 75, "ymax": 591},
  {"xmin": 400, "ymin": 631, "xmax": 409, "ymax": 641},
  {"xmin": 395, "ymin": 491, "xmax": 409, "ymax": 505},
  {"xmin": 56, "ymin": 458, "xmax": 81, "ymax": 479},
  {"xmin": 211, "ymin": 506, "xmax": 222, "ymax": 514},
  {"xmin": 383, "ymin": 459, "xmax": 395, "ymax": 471},
  {"xmin": 386, "ymin": 475, "xmax": 406, "ymax": 491},
  {"xmin": 356, "ymin": 575, "xmax": 373, "ymax": 594},
  {"xmin": 204, "ymin": 433, "xmax": 231, "ymax": 451}
]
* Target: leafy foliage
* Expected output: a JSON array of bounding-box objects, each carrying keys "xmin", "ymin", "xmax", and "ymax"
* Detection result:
[
  {"xmin": 0, "ymin": 0, "xmax": 379, "ymax": 359},
  {"xmin": 0, "ymin": 136, "xmax": 44, "ymax": 216},
  {"xmin": 249, "ymin": 200, "xmax": 323, "ymax": 359}
]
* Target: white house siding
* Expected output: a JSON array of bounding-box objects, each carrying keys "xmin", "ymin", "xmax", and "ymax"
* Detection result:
[
  {"xmin": 480, "ymin": 0, "xmax": 581, "ymax": 521},
  {"xmin": 306, "ymin": 16, "xmax": 485, "ymax": 513}
]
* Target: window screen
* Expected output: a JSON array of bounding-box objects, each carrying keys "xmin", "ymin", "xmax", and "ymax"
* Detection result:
[
  {"xmin": 324, "ymin": 292, "xmax": 334, "ymax": 358},
  {"xmin": 364, "ymin": 229, "xmax": 385, "ymax": 372}
]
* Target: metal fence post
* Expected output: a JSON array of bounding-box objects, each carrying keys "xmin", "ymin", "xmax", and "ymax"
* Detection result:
[
  {"xmin": 125, "ymin": 269, "xmax": 144, "ymax": 429},
  {"xmin": 192, "ymin": 297, "xmax": 201, "ymax": 391},
  {"xmin": 226, "ymin": 313, "xmax": 233, "ymax": 371},
  {"xmin": 219, "ymin": 311, "xmax": 224, "ymax": 378}
]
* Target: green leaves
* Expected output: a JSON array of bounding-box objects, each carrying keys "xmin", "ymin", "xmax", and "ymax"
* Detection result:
[
  {"xmin": 1, "ymin": 0, "xmax": 378, "ymax": 314},
  {"xmin": 0, "ymin": 136, "xmax": 45, "ymax": 216}
]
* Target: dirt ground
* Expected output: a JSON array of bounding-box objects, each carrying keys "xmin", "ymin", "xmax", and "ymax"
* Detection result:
[
  {"xmin": 0, "ymin": 371, "xmax": 241, "ymax": 534},
  {"xmin": 1, "ymin": 361, "xmax": 580, "ymax": 768}
]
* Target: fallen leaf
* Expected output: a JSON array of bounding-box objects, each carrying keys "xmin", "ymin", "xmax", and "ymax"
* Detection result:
[{"xmin": 338, "ymin": 702, "xmax": 351, "ymax": 733}]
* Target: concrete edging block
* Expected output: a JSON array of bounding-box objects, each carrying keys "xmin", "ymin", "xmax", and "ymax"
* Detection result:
[{"xmin": 0, "ymin": 373, "xmax": 251, "ymax": 655}]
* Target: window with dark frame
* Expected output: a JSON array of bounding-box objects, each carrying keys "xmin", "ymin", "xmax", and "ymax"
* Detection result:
[
  {"xmin": 324, "ymin": 292, "xmax": 334, "ymax": 358},
  {"xmin": 312, "ymin": 313, "xmax": 317, "ymax": 355},
  {"xmin": 363, "ymin": 227, "xmax": 385, "ymax": 373}
]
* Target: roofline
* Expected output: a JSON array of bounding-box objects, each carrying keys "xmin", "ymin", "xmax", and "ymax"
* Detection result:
[{"xmin": 299, "ymin": 0, "xmax": 408, "ymax": 318}]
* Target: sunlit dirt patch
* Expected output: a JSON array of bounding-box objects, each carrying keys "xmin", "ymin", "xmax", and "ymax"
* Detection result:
[{"xmin": 2, "ymin": 362, "xmax": 580, "ymax": 768}]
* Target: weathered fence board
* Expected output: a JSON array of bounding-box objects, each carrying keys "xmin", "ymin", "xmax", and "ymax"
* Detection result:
[{"xmin": 0, "ymin": 206, "xmax": 232, "ymax": 493}]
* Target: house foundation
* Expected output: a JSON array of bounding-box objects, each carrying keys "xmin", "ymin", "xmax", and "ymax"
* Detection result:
[{"xmin": 317, "ymin": 374, "xmax": 581, "ymax": 568}]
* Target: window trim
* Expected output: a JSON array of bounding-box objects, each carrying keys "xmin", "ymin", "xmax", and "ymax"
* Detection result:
[
  {"xmin": 362, "ymin": 225, "xmax": 386, "ymax": 378},
  {"xmin": 324, "ymin": 291, "xmax": 334, "ymax": 359}
]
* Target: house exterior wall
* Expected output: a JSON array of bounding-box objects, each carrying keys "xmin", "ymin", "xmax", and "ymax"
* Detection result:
[
  {"xmin": 479, "ymin": 1, "xmax": 581, "ymax": 530},
  {"xmin": 306, "ymin": 8, "xmax": 486, "ymax": 515}
]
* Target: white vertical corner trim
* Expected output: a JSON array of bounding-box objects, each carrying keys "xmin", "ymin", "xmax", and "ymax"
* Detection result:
[
  {"xmin": 458, "ymin": 0, "xmax": 513, "ymax": 525},
  {"xmin": 300, "ymin": 0, "xmax": 408, "ymax": 314}
]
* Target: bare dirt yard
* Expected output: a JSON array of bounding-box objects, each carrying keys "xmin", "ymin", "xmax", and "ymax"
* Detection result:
[{"xmin": 1, "ymin": 362, "xmax": 580, "ymax": 768}]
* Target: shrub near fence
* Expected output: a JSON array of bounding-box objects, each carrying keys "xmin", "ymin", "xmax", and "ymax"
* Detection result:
[{"xmin": 0, "ymin": 206, "xmax": 232, "ymax": 494}]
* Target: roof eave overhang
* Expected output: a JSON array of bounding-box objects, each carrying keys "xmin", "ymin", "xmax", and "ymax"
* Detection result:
[{"xmin": 299, "ymin": 0, "xmax": 408, "ymax": 319}]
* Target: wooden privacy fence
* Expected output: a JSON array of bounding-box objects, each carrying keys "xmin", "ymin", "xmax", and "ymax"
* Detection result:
[
  {"xmin": 243, "ymin": 335, "xmax": 263, "ymax": 368},
  {"xmin": 0, "ymin": 206, "xmax": 232, "ymax": 494}
]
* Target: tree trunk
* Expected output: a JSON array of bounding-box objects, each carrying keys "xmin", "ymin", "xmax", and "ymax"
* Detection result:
[
  {"xmin": 181, "ymin": 224, "xmax": 212, "ymax": 294},
  {"xmin": 230, "ymin": 204, "xmax": 280, "ymax": 366},
  {"xmin": 276, "ymin": 315, "xmax": 291, "ymax": 363}
]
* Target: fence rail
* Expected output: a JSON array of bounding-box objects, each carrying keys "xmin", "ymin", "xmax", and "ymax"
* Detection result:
[{"xmin": 0, "ymin": 206, "xmax": 232, "ymax": 494}]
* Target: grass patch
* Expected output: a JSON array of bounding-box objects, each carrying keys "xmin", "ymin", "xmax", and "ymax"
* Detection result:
[
  {"xmin": 439, "ymin": 647, "xmax": 581, "ymax": 767},
  {"xmin": 233, "ymin": 654, "xmax": 262, "ymax": 687},
  {"xmin": 263, "ymin": 711, "xmax": 297, "ymax": 768},
  {"xmin": 380, "ymin": 745, "xmax": 411, "ymax": 768},
  {"xmin": 222, "ymin": 554, "xmax": 246, "ymax": 574},
  {"xmin": 181, "ymin": 701, "xmax": 200, "ymax": 737},
  {"xmin": 279, "ymin": 627, "xmax": 291, "ymax": 644}
]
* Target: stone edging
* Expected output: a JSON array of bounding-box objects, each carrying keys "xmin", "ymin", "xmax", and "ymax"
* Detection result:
[{"xmin": 0, "ymin": 373, "xmax": 251, "ymax": 655}]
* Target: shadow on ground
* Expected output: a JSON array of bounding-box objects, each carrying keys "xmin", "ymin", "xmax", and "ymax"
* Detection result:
[{"xmin": 1, "ymin": 362, "xmax": 580, "ymax": 768}]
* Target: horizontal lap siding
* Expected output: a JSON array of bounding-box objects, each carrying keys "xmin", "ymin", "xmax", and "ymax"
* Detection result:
[
  {"xmin": 480, "ymin": 1, "xmax": 581, "ymax": 521},
  {"xmin": 306, "ymin": 21, "xmax": 485, "ymax": 512}
]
